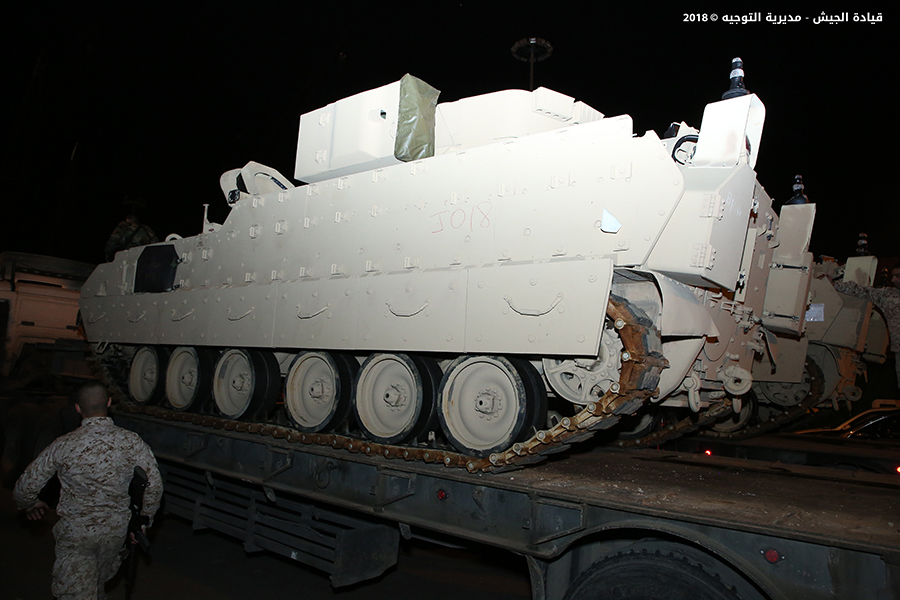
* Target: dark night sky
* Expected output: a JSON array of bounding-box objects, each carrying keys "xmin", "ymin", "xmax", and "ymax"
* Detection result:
[{"xmin": 2, "ymin": 3, "xmax": 896, "ymax": 266}]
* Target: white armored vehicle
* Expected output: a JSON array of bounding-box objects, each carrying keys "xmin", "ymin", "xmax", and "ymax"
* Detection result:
[{"xmin": 81, "ymin": 61, "xmax": 820, "ymax": 471}]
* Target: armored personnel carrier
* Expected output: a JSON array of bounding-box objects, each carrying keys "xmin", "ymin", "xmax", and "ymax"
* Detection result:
[
  {"xmin": 1, "ymin": 252, "xmax": 94, "ymax": 382},
  {"xmin": 679, "ymin": 245, "xmax": 889, "ymax": 441},
  {"xmin": 81, "ymin": 61, "xmax": 822, "ymax": 471},
  {"xmin": 647, "ymin": 245, "xmax": 890, "ymax": 443}
]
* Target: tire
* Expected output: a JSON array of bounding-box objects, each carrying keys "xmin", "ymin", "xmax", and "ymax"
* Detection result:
[{"xmin": 564, "ymin": 543, "xmax": 755, "ymax": 600}]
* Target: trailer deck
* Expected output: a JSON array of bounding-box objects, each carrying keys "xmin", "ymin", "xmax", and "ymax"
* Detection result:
[{"xmin": 115, "ymin": 410, "xmax": 900, "ymax": 599}]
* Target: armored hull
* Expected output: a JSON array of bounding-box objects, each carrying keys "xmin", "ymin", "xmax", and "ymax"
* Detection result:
[{"xmin": 81, "ymin": 70, "xmax": 827, "ymax": 469}]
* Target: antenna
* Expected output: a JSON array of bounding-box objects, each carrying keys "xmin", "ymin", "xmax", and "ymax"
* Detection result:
[
  {"xmin": 722, "ymin": 57, "xmax": 751, "ymax": 99},
  {"xmin": 511, "ymin": 38, "xmax": 553, "ymax": 91}
]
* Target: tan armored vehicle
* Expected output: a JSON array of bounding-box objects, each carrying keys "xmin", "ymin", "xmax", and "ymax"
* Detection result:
[
  {"xmin": 1, "ymin": 252, "xmax": 94, "ymax": 383},
  {"xmin": 765, "ymin": 257, "xmax": 887, "ymax": 402},
  {"xmin": 699, "ymin": 254, "xmax": 889, "ymax": 437},
  {"xmin": 0, "ymin": 253, "xmax": 95, "ymax": 487},
  {"xmin": 81, "ymin": 61, "xmax": 824, "ymax": 470}
]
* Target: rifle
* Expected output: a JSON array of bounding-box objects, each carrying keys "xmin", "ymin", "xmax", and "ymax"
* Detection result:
[{"xmin": 125, "ymin": 466, "xmax": 151, "ymax": 600}]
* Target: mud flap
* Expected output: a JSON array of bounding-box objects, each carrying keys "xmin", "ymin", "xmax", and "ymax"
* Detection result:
[{"xmin": 161, "ymin": 463, "xmax": 399, "ymax": 587}]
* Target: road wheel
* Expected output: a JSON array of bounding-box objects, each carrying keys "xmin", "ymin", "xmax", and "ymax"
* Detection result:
[
  {"xmin": 284, "ymin": 351, "xmax": 357, "ymax": 433},
  {"xmin": 165, "ymin": 347, "xmax": 216, "ymax": 411},
  {"xmin": 438, "ymin": 356, "xmax": 542, "ymax": 457},
  {"xmin": 353, "ymin": 354, "xmax": 442, "ymax": 444},
  {"xmin": 128, "ymin": 346, "xmax": 171, "ymax": 404},
  {"xmin": 213, "ymin": 349, "xmax": 280, "ymax": 420}
]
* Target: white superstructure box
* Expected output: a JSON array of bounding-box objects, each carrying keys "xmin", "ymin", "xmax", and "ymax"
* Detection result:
[
  {"xmin": 434, "ymin": 88, "xmax": 603, "ymax": 154},
  {"xmin": 295, "ymin": 80, "xmax": 404, "ymax": 183},
  {"xmin": 295, "ymin": 77, "xmax": 605, "ymax": 183}
]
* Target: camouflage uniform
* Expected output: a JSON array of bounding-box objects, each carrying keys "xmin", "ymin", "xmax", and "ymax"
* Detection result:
[
  {"xmin": 833, "ymin": 280, "xmax": 900, "ymax": 385},
  {"xmin": 104, "ymin": 220, "xmax": 158, "ymax": 261},
  {"xmin": 13, "ymin": 416, "xmax": 163, "ymax": 600}
]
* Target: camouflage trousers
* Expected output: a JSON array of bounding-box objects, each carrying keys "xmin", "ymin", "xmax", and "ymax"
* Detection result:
[{"xmin": 51, "ymin": 518, "xmax": 128, "ymax": 600}]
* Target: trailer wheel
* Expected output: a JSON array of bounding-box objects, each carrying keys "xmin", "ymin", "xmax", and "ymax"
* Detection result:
[
  {"xmin": 438, "ymin": 356, "xmax": 538, "ymax": 457},
  {"xmin": 166, "ymin": 347, "xmax": 216, "ymax": 411},
  {"xmin": 213, "ymin": 349, "xmax": 280, "ymax": 420},
  {"xmin": 353, "ymin": 353, "xmax": 442, "ymax": 444},
  {"xmin": 129, "ymin": 346, "xmax": 170, "ymax": 404},
  {"xmin": 284, "ymin": 351, "xmax": 357, "ymax": 432},
  {"xmin": 563, "ymin": 546, "xmax": 744, "ymax": 600}
]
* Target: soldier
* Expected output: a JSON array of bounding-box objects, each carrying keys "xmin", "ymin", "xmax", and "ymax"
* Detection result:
[
  {"xmin": 832, "ymin": 264, "xmax": 900, "ymax": 388},
  {"xmin": 13, "ymin": 381, "xmax": 163, "ymax": 600},
  {"xmin": 104, "ymin": 214, "xmax": 158, "ymax": 261}
]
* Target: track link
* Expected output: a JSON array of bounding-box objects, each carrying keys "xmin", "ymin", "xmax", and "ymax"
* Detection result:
[
  {"xmin": 90, "ymin": 296, "xmax": 667, "ymax": 473},
  {"xmin": 618, "ymin": 359, "xmax": 828, "ymax": 448},
  {"xmin": 697, "ymin": 365, "xmax": 826, "ymax": 441}
]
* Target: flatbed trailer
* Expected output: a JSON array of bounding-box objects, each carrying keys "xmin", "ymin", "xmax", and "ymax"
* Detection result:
[
  {"xmin": 668, "ymin": 431, "xmax": 900, "ymax": 475},
  {"xmin": 114, "ymin": 410, "xmax": 900, "ymax": 600}
]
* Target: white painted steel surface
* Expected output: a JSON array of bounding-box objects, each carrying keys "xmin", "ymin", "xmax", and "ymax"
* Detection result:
[{"xmin": 83, "ymin": 75, "xmax": 835, "ymax": 423}]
